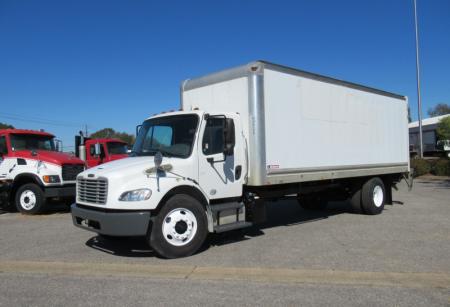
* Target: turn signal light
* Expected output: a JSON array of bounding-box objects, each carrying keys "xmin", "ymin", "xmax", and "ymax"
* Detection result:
[{"xmin": 42, "ymin": 175, "xmax": 61, "ymax": 183}]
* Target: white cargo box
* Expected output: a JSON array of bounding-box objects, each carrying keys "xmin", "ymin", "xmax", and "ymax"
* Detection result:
[{"xmin": 181, "ymin": 61, "xmax": 409, "ymax": 186}]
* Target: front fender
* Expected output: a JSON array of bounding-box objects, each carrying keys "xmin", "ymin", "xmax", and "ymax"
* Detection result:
[
  {"xmin": 13, "ymin": 173, "xmax": 44, "ymax": 187},
  {"xmin": 83, "ymin": 173, "xmax": 208, "ymax": 211}
]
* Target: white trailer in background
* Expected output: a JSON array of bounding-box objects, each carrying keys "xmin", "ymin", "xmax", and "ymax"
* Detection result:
[{"xmin": 72, "ymin": 61, "xmax": 410, "ymax": 258}]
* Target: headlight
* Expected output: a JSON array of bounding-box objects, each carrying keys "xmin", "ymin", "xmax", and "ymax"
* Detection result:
[
  {"xmin": 42, "ymin": 175, "xmax": 61, "ymax": 183},
  {"xmin": 119, "ymin": 189, "xmax": 152, "ymax": 201}
]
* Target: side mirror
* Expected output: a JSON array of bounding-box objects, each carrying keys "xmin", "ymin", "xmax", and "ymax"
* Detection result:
[
  {"xmin": 94, "ymin": 143, "xmax": 101, "ymax": 157},
  {"xmin": 54, "ymin": 140, "xmax": 61, "ymax": 152},
  {"xmin": 145, "ymin": 151, "xmax": 173, "ymax": 174},
  {"xmin": 154, "ymin": 151, "xmax": 163, "ymax": 168},
  {"xmin": 223, "ymin": 118, "xmax": 235, "ymax": 156},
  {"xmin": 136, "ymin": 124, "xmax": 142, "ymax": 137}
]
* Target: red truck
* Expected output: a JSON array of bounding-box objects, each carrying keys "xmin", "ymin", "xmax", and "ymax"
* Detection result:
[
  {"xmin": 0, "ymin": 129, "xmax": 85, "ymax": 213},
  {"xmin": 75, "ymin": 135, "xmax": 129, "ymax": 168}
]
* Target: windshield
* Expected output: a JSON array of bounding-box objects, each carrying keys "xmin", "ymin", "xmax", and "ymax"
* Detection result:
[
  {"xmin": 10, "ymin": 134, "xmax": 56, "ymax": 151},
  {"xmin": 107, "ymin": 142, "xmax": 128, "ymax": 155},
  {"xmin": 132, "ymin": 114, "xmax": 199, "ymax": 158}
]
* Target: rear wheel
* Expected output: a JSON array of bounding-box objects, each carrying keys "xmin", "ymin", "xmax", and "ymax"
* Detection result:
[
  {"xmin": 15, "ymin": 183, "xmax": 46, "ymax": 214},
  {"xmin": 149, "ymin": 194, "xmax": 207, "ymax": 259},
  {"xmin": 361, "ymin": 177, "xmax": 385, "ymax": 215},
  {"xmin": 350, "ymin": 188, "xmax": 364, "ymax": 214}
]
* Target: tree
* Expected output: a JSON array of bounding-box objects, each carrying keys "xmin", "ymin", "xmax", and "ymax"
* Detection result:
[
  {"xmin": 428, "ymin": 103, "xmax": 450, "ymax": 117},
  {"xmin": 0, "ymin": 122, "xmax": 14, "ymax": 129},
  {"xmin": 90, "ymin": 128, "xmax": 135, "ymax": 145},
  {"xmin": 436, "ymin": 116, "xmax": 450, "ymax": 141}
]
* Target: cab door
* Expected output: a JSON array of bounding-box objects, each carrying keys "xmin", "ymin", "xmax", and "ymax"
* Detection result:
[
  {"xmin": 197, "ymin": 113, "xmax": 246, "ymax": 200},
  {"xmin": 0, "ymin": 135, "xmax": 13, "ymax": 179},
  {"xmin": 86, "ymin": 143, "xmax": 105, "ymax": 168}
]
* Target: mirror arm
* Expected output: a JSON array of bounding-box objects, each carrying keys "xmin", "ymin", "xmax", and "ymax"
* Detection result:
[{"xmin": 207, "ymin": 155, "xmax": 226, "ymax": 164}]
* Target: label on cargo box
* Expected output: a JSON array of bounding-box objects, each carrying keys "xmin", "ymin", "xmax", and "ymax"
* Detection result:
[{"xmin": 267, "ymin": 165, "xmax": 280, "ymax": 170}]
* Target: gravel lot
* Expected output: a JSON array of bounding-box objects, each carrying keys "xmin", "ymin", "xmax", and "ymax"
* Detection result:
[{"xmin": 1, "ymin": 178, "xmax": 449, "ymax": 306}]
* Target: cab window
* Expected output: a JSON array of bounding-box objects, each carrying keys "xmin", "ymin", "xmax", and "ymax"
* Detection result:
[
  {"xmin": 144, "ymin": 126, "xmax": 173, "ymax": 150},
  {"xmin": 202, "ymin": 118, "xmax": 225, "ymax": 155},
  {"xmin": 0, "ymin": 136, "xmax": 7, "ymax": 155}
]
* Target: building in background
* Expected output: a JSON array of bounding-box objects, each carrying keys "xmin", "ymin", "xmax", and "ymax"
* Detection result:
[{"xmin": 409, "ymin": 114, "xmax": 450, "ymax": 157}]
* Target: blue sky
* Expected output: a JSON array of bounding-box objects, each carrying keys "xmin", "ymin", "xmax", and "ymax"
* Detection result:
[{"xmin": 1, "ymin": 0, "xmax": 449, "ymax": 150}]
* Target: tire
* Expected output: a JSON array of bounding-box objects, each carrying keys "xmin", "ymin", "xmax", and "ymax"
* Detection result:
[
  {"xmin": 361, "ymin": 177, "xmax": 385, "ymax": 215},
  {"xmin": 149, "ymin": 194, "xmax": 208, "ymax": 259},
  {"xmin": 15, "ymin": 183, "xmax": 46, "ymax": 214},
  {"xmin": 350, "ymin": 188, "xmax": 364, "ymax": 214},
  {"xmin": 297, "ymin": 194, "xmax": 328, "ymax": 211}
]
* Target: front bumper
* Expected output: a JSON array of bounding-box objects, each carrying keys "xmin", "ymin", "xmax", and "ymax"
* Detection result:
[
  {"xmin": 71, "ymin": 203, "xmax": 151, "ymax": 236},
  {"xmin": 45, "ymin": 185, "xmax": 76, "ymax": 198}
]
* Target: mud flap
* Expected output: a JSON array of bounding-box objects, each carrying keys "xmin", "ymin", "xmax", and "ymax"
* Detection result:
[{"xmin": 403, "ymin": 171, "xmax": 414, "ymax": 191}]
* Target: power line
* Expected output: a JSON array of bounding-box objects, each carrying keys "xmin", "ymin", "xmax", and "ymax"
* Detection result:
[
  {"xmin": 0, "ymin": 112, "xmax": 97, "ymax": 130},
  {"xmin": 0, "ymin": 111, "xmax": 83, "ymax": 127},
  {"xmin": 0, "ymin": 114, "xmax": 80, "ymax": 128}
]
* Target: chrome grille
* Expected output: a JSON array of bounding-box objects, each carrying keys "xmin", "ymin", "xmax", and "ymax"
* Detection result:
[
  {"xmin": 62, "ymin": 164, "xmax": 84, "ymax": 181},
  {"xmin": 77, "ymin": 177, "xmax": 107, "ymax": 204}
]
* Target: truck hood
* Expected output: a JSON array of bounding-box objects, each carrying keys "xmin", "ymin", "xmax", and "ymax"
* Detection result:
[
  {"xmin": 12, "ymin": 150, "xmax": 84, "ymax": 166},
  {"xmin": 80, "ymin": 156, "xmax": 193, "ymax": 179}
]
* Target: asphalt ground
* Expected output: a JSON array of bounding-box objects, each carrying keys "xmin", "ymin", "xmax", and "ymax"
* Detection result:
[{"xmin": 0, "ymin": 178, "xmax": 449, "ymax": 306}]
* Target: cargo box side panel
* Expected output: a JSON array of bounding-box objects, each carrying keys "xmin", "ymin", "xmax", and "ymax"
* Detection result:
[
  {"xmin": 182, "ymin": 77, "xmax": 254, "ymax": 177},
  {"xmin": 263, "ymin": 69, "xmax": 408, "ymax": 183},
  {"xmin": 182, "ymin": 77, "xmax": 249, "ymax": 134}
]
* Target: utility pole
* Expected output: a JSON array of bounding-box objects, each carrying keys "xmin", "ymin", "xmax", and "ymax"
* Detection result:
[{"xmin": 414, "ymin": 0, "xmax": 424, "ymax": 158}]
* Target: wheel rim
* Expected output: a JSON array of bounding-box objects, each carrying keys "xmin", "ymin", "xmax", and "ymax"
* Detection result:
[
  {"xmin": 20, "ymin": 190, "xmax": 37, "ymax": 210},
  {"xmin": 162, "ymin": 208, "xmax": 198, "ymax": 247},
  {"xmin": 373, "ymin": 185, "xmax": 384, "ymax": 207}
]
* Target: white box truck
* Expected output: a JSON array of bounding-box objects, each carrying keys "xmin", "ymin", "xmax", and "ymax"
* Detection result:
[{"xmin": 71, "ymin": 61, "xmax": 410, "ymax": 258}]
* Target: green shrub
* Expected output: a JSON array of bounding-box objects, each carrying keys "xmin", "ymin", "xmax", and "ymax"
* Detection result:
[
  {"xmin": 410, "ymin": 158, "xmax": 431, "ymax": 177},
  {"xmin": 432, "ymin": 159, "xmax": 450, "ymax": 176}
]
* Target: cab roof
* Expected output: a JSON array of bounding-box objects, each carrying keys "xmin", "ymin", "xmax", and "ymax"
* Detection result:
[
  {"xmin": 88, "ymin": 138, "xmax": 128, "ymax": 144},
  {"xmin": 0, "ymin": 128, "xmax": 54, "ymax": 137},
  {"xmin": 146, "ymin": 110, "xmax": 203, "ymax": 120}
]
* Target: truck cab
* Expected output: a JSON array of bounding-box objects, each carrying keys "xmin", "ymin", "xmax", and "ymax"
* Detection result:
[
  {"xmin": 84, "ymin": 139, "xmax": 128, "ymax": 168},
  {"xmin": 72, "ymin": 111, "xmax": 247, "ymax": 258},
  {"xmin": 0, "ymin": 129, "xmax": 85, "ymax": 214},
  {"xmin": 75, "ymin": 136, "xmax": 129, "ymax": 168}
]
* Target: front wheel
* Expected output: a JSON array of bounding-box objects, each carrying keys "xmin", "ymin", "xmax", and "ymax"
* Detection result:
[
  {"xmin": 149, "ymin": 194, "xmax": 208, "ymax": 259},
  {"xmin": 15, "ymin": 183, "xmax": 46, "ymax": 214}
]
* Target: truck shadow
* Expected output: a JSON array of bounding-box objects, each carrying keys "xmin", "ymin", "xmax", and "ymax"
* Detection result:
[
  {"xmin": 85, "ymin": 198, "xmax": 395, "ymax": 258},
  {"xmin": 209, "ymin": 200, "xmax": 352, "ymax": 246},
  {"xmin": 85, "ymin": 236, "xmax": 156, "ymax": 258},
  {"xmin": 0, "ymin": 199, "xmax": 71, "ymax": 215}
]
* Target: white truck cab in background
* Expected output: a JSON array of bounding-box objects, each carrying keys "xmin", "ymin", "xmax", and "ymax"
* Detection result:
[{"xmin": 72, "ymin": 61, "xmax": 410, "ymax": 258}]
